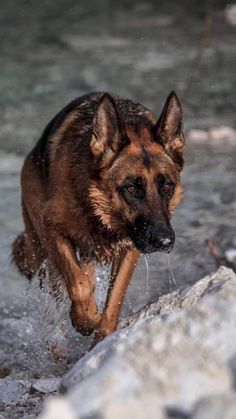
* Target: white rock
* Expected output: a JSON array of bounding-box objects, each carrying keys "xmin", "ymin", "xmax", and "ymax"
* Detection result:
[
  {"xmin": 209, "ymin": 126, "xmax": 236, "ymax": 143},
  {"xmin": 40, "ymin": 267, "xmax": 236, "ymax": 418},
  {"xmin": 102, "ymin": 396, "xmax": 167, "ymax": 419},
  {"xmin": 192, "ymin": 393, "xmax": 236, "ymax": 419},
  {"xmin": 32, "ymin": 377, "xmax": 60, "ymax": 394},
  {"xmin": 188, "ymin": 126, "xmax": 236, "ymax": 145},
  {"xmin": 225, "ymin": 248, "xmax": 236, "ymax": 263},
  {"xmin": 225, "ymin": 4, "xmax": 236, "ymax": 26},
  {"xmin": 40, "ymin": 398, "xmax": 77, "ymax": 419},
  {"xmin": 0, "ymin": 153, "xmax": 23, "ymax": 174},
  {"xmin": 188, "ymin": 129, "xmax": 209, "ymax": 143}
]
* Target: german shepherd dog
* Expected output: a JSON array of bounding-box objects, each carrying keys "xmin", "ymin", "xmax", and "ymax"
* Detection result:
[{"xmin": 12, "ymin": 91, "xmax": 184, "ymax": 343}]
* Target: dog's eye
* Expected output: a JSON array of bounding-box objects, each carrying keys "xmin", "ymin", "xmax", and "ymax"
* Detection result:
[
  {"xmin": 158, "ymin": 174, "xmax": 174, "ymax": 198},
  {"xmin": 126, "ymin": 185, "xmax": 136, "ymax": 194},
  {"xmin": 162, "ymin": 183, "xmax": 172, "ymax": 193},
  {"xmin": 119, "ymin": 177, "xmax": 145, "ymax": 201}
]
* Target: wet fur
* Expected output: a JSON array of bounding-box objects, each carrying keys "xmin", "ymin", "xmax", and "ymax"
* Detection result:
[{"xmin": 12, "ymin": 91, "xmax": 184, "ymax": 342}]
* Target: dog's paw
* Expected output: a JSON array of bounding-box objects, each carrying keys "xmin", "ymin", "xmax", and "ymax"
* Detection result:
[
  {"xmin": 92, "ymin": 318, "xmax": 118, "ymax": 346},
  {"xmin": 70, "ymin": 302, "xmax": 101, "ymax": 336},
  {"xmin": 91, "ymin": 330, "xmax": 107, "ymax": 346}
]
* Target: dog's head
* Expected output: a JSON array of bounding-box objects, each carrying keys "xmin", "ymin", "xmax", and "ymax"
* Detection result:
[{"xmin": 89, "ymin": 92, "xmax": 184, "ymax": 254}]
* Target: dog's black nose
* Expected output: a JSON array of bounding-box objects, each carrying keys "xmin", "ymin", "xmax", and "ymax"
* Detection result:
[
  {"xmin": 150, "ymin": 235, "xmax": 172, "ymax": 251},
  {"xmin": 148, "ymin": 221, "xmax": 174, "ymax": 253},
  {"xmin": 127, "ymin": 217, "xmax": 175, "ymax": 254}
]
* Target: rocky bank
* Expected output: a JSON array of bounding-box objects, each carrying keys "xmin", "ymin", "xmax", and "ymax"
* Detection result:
[{"xmin": 39, "ymin": 266, "xmax": 236, "ymax": 419}]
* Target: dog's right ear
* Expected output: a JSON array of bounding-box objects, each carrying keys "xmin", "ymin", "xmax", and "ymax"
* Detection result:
[
  {"xmin": 153, "ymin": 91, "xmax": 184, "ymax": 170},
  {"xmin": 90, "ymin": 94, "xmax": 129, "ymax": 165}
]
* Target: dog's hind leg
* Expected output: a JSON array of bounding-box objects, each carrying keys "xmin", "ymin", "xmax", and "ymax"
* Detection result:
[
  {"xmin": 93, "ymin": 248, "xmax": 140, "ymax": 344},
  {"xmin": 12, "ymin": 202, "xmax": 46, "ymax": 279}
]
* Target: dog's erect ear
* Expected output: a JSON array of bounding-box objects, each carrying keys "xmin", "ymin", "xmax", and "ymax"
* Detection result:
[
  {"xmin": 90, "ymin": 94, "xmax": 129, "ymax": 165},
  {"xmin": 154, "ymin": 91, "xmax": 185, "ymax": 170}
]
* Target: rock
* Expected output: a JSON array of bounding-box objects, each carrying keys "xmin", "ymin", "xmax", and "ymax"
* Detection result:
[
  {"xmin": 0, "ymin": 380, "xmax": 28, "ymax": 407},
  {"xmin": 0, "ymin": 153, "xmax": 22, "ymax": 175},
  {"xmin": 32, "ymin": 377, "xmax": 60, "ymax": 394},
  {"xmin": 101, "ymin": 396, "xmax": 167, "ymax": 419},
  {"xmin": 40, "ymin": 398, "xmax": 87, "ymax": 419},
  {"xmin": 188, "ymin": 129, "xmax": 209, "ymax": 143},
  {"xmin": 225, "ymin": 4, "xmax": 236, "ymax": 27},
  {"xmin": 188, "ymin": 127, "xmax": 236, "ymax": 145},
  {"xmin": 0, "ymin": 367, "xmax": 10, "ymax": 379},
  {"xmin": 120, "ymin": 264, "xmax": 233, "ymax": 325},
  {"xmin": 209, "ymin": 126, "xmax": 236, "ymax": 143},
  {"xmin": 39, "ymin": 267, "xmax": 236, "ymax": 418},
  {"xmin": 192, "ymin": 393, "xmax": 236, "ymax": 419},
  {"xmin": 225, "ymin": 248, "xmax": 236, "ymax": 264}
]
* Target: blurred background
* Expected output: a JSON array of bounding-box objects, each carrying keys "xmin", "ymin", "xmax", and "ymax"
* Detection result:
[
  {"xmin": 0, "ymin": 1, "xmax": 236, "ymax": 414},
  {"xmin": 1, "ymin": 0, "xmax": 236, "ymax": 153}
]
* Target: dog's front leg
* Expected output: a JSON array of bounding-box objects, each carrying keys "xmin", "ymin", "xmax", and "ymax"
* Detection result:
[
  {"xmin": 46, "ymin": 234, "xmax": 101, "ymax": 336},
  {"xmin": 93, "ymin": 248, "xmax": 140, "ymax": 344}
]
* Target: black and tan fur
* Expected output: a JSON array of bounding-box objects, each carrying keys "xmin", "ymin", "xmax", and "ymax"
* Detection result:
[{"xmin": 12, "ymin": 91, "xmax": 184, "ymax": 343}]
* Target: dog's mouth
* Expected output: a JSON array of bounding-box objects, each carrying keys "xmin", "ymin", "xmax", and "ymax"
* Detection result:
[{"xmin": 126, "ymin": 219, "xmax": 175, "ymax": 254}]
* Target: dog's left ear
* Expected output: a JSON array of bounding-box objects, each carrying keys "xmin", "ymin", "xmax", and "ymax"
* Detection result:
[
  {"xmin": 154, "ymin": 91, "xmax": 185, "ymax": 170},
  {"xmin": 90, "ymin": 93, "xmax": 129, "ymax": 166}
]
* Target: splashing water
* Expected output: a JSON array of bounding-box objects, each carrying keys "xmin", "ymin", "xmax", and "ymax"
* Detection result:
[
  {"xmin": 167, "ymin": 253, "xmax": 178, "ymax": 291},
  {"xmin": 125, "ymin": 291, "xmax": 134, "ymax": 314},
  {"xmin": 0, "ymin": 261, "xmax": 112, "ymax": 379},
  {"xmin": 0, "ymin": 251, "xmax": 180, "ymax": 383},
  {"xmin": 95, "ymin": 264, "xmax": 111, "ymax": 312},
  {"xmin": 143, "ymin": 255, "xmax": 150, "ymax": 297}
]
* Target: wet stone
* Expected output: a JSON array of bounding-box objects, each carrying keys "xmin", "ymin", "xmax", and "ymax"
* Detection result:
[
  {"xmin": 0, "ymin": 380, "xmax": 28, "ymax": 407},
  {"xmin": 32, "ymin": 377, "xmax": 60, "ymax": 394},
  {"xmin": 220, "ymin": 189, "xmax": 236, "ymax": 205},
  {"xmin": 0, "ymin": 367, "xmax": 10, "ymax": 379},
  {"xmin": 192, "ymin": 393, "xmax": 236, "ymax": 419}
]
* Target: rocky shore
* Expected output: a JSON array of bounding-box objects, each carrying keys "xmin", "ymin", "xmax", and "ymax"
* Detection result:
[{"xmin": 39, "ymin": 266, "xmax": 236, "ymax": 419}]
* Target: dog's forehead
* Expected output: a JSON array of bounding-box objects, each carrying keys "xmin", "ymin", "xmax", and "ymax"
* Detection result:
[
  {"xmin": 124, "ymin": 125, "xmax": 168, "ymax": 161},
  {"xmin": 110, "ymin": 127, "xmax": 179, "ymax": 183}
]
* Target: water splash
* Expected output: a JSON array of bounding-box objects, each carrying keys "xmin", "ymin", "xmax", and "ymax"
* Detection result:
[
  {"xmin": 95, "ymin": 264, "xmax": 110, "ymax": 312},
  {"xmin": 167, "ymin": 253, "xmax": 178, "ymax": 292},
  {"xmin": 143, "ymin": 255, "xmax": 150, "ymax": 297},
  {"xmin": 0, "ymin": 261, "xmax": 99, "ymax": 377}
]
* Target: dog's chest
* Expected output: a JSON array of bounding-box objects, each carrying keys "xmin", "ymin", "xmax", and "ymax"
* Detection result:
[{"xmin": 75, "ymin": 234, "xmax": 133, "ymax": 264}]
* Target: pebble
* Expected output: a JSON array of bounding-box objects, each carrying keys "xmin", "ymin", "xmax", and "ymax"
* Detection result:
[{"xmin": 32, "ymin": 378, "xmax": 60, "ymax": 394}]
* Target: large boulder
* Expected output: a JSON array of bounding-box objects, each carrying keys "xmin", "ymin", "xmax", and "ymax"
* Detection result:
[{"xmin": 40, "ymin": 266, "xmax": 236, "ymax": 419}]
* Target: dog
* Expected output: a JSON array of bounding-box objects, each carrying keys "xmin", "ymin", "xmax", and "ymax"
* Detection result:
[{"xmin": 12, "ymin": 91, "xmax": 184, "ymax": 343}]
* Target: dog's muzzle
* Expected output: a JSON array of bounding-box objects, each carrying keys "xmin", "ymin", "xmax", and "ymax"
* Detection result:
[{"xmin": 127, "ymin": 218, "xmax": 175, "ymax": 254}]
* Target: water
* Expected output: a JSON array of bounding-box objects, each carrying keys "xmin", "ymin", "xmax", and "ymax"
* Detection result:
[
  {"xmin": 143, "ymin": 255, "xmax": 150, "ymax": 298},
  {"xmin": 167, "ymin": 254, "xmax": 178, "ymax": 292},
  {"xmin": 95, "ymin": 264, "xmax": 111, "ymax": 312},
  {"xmin": 0, "ymin": 262, "xmax": 114, "ymax": 381}
]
